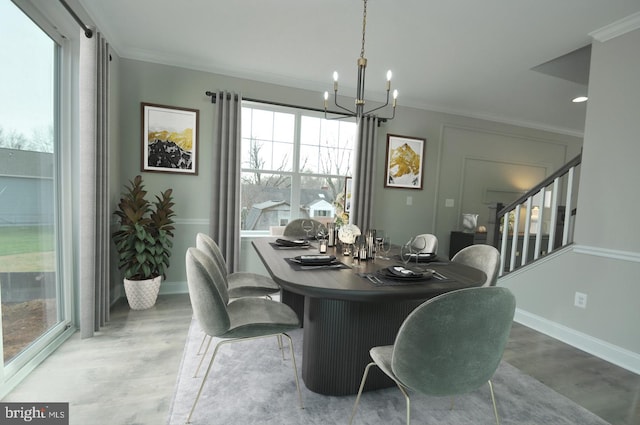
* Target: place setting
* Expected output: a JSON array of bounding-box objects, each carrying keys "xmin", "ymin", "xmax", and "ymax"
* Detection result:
[
  {"xmin": 360, "ymin": 264, "xmax": 450, "ymax": 287},
  {"xmin": 269, "ymin": 238, "xmax": 312, "ymax": 249},
  {"xmin": 284, "ymin": 254, "xmax": 351, "ymax": 270}
]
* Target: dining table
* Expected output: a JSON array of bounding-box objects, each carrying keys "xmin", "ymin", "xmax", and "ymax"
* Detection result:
[{"xmin": 252, "ymin": 237, "xmax": 487, "ymax": 396}]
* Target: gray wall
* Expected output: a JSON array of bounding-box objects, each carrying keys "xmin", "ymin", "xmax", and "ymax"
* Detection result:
[
  {"xmin": 113, "ymin": 57, "xmax": 581, "ymax": 292},
  {"xmin": 500, "ymin": 27, "xmax": 640, "ymax": 372}
]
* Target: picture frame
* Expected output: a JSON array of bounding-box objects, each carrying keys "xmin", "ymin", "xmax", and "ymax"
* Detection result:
[
  {"xmin": 141, "ymin": 102, "xmax": 199, "ymax": 175},
  {"xmin": 384, "ymin": 134, "xmax": 426, "ymax": 190}
]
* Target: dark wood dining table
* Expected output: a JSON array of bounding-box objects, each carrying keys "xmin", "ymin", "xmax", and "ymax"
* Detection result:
[{"xmin": 252, "ymin": 237, "xmax": 487, "ymax": 396}]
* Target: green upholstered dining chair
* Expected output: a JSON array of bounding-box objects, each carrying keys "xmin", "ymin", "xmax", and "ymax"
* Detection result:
[
  {"xmin": 349, "ymin": 286, "xmax": 516, "ymax": 425},
  {"xmin": 451, "ymin": 244, "xmax": 501, "ymax": 286},
  {"xmin": 412, "ymin": 233, "xmax": 438, "ymax": 254},
  {"xmin": 283, "ymin": 218, "xmax": 323, "ymax": 239},
  {"xmin": 194, "ymin": 233, "xmax": 283, "ymax": 375},
  {"xmin": 196, "ymin": 233, "xmax": 280, "ymax": 299},
  {"xmin": 184, "ymin": 247, "xmax": 303, "ymax": 424}
]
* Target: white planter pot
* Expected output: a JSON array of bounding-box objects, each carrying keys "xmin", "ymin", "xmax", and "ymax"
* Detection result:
[{"xmin": 124, "ymin": 276, "xmax": 161, "ymax": 310}]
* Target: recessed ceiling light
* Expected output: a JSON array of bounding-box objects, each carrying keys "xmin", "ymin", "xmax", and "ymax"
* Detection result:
[{"xmin": 572, "ymin": 96, "xmax": 588, "ymax": 103}]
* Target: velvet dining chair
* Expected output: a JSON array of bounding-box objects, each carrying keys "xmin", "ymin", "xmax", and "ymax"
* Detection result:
[
  {"xmin": 196, "ymin": 233, "xmax": 280, "ymax": 298},
  {"xmin": 194, "ymin": 233, "xmax": 282, "ymax": 375},
  {"xmin": 411, "ymin": 233, "xmax": 438, "ymax": 255},
  {"xmin": 348, "ymin": 286, "xmax": 516, "ymax": 425},
  {"xmin": 184, "ymin": 247, "xmax": 303, "ymax": 424},
  {"xmin": 282, "ymin": 218, "xmax": 323, "ymax": 239},
  {"xmin": 451, "ymin": 244, "xmax": 501, "ymax": 286}
]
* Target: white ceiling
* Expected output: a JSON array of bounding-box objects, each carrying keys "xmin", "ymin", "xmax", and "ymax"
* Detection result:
[{"xmin": 77, "ymin": 0, "xmax": 640, "ymax": 136}]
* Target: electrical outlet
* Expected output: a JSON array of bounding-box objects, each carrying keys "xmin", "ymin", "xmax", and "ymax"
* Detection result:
[
  {"xmin": 406, "ymin": 196, "xmax": 413, "ymax": 206},
  {"xmin": 574, "ymin": 292, "xmax": 587, "ymax": 309}
]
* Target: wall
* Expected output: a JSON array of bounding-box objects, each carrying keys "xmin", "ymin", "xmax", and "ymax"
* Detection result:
[
  {"xmin": 114, "ymin": 57, "xmax": 582, "ymax": 293},
  {"xmin": 112, "ymin": 59, "xmax": 581, "ymax": 291},
  {"xmin": 371, "ymin": 107, "xmax": 581, "ymax": 253},
  {"xmin": 500, "ymin": 27, "xmax": 640, "ymax": 373}
]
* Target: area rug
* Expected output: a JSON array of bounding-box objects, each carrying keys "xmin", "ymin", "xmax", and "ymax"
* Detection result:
[{"xmin": 167, "ymin": 319, "xmax": 610, "ymax": 425}]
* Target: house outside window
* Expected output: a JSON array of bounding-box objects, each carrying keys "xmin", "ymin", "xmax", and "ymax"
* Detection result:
[{"xmin": 240, "ymin": 103, "xmax": 356, "ymax": 235}]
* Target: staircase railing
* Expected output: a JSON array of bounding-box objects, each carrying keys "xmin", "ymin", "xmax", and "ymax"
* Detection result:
[{"xmin": 487, "ymin": 154, "xmax": 582, "ymax": 276}]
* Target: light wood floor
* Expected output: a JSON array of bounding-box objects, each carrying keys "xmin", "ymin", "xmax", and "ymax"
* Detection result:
[{"xmin": 3, "ymin": 294, "xmax": 639, "ymax": 425}]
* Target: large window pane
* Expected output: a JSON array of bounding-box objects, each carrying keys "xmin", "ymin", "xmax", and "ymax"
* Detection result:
[
  {"xmin": 240, "ymin": 104, "xmax": 356, "ymax": 233},
  {"xmin": 0, "ymin": 1, "xmax": 61, "ymax": 365},
  {"xmin": 241, "ymin": 172, "xmax": 292, "ymax": 230}
]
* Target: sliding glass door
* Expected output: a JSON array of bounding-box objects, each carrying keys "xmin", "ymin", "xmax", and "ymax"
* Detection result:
[{"xmin": 0, "ymin": 0, "xmax": 66, "ymax": 376}]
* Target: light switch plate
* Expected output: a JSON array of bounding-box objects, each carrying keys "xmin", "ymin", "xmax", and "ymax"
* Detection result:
[{"xmin": 445, "ymin": 199, "xmax": 455, "ymax": 207}]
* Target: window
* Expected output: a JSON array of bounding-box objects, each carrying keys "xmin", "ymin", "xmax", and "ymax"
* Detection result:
[
  {"xmin": 241, "ymin": 103, "xmax": 356, "ymax": 233},
  {"xmin": 0, "ymin": 0, "xmax": 71, "ymax": 392}
]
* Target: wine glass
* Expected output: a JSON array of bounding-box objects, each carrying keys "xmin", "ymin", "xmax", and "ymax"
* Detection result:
[
  {"xmin": 375, "ymin": 230, "xmax": 385, "ymax": 259},
  {"xmin": 316, "ymin": 224, "xmax": 328, "ymax": 241},
  {"xmin": 301, "ymin": 220, "xmax": 314, "ymax": 240},
  {"xmin": 410, "ymin": 235, "xmax": 427, "ymax": 264},
  {"xmin": 380, "ymin": 235, "xmax": 392, "ymax": 260},
  {"xmin": 400, "ymin": 237, "xmax": 415, "ymax": 264}
]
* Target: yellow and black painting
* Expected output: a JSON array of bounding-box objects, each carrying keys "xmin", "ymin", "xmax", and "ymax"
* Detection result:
[{"xmin": 385, "ymin": 135, "xmax": 425, "ymax": 189}]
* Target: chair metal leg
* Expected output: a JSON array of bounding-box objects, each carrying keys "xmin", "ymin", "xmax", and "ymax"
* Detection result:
[
  {"xmin": 281, "ymin": 333, "xmax": 304, "ymax": 409},
  {"xmin": 186, "ymin": 333, "xmax": 302, "ymax": 424},
  {"xmin": 488, "ymin": 379, "xmax": 500, "ymax": 425},
  {"xmin": 186, "ymin": 338, "xmax": 229, "ymax": 424},
  {"xmin": 348, "ymin": 362, "xmax": 375, "ymax": 425},
  {"xmin": 278, "ymin": 334, "xmax": 284, "ymax": 359},
  {"xmin": 396, "ymin": 383, "xmax": 411, "ymax": 425},
  {"xmin": 193, "ymin": 336, "xmax": 213, "ymax": 378},
  {"xmin": 196, "ymin": 333, "xmax": 209, "ymax": 355}
]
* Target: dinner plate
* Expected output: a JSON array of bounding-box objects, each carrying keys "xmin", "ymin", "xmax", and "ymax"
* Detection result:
[
  {"xmin": 275, "ymin": 238, "xmax": 310, "ymax": 247},
  {"xmin": 403, "ymin": 252, "xmax": 438, "ymax": 262},
  {"xmin": 378, "ymin": 266, "xmax": 433, "ymax": 281},
  {"xmin": 292, "ymin": 254, "xmax": 337, "ymax": 265}
]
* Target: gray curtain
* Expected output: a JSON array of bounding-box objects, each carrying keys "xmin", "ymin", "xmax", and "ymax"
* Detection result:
[
  {"xmin": 210, "ymin": 91, "xmax": 242, "ymax": 273},
  {"xmin": 351, "ymin": 115, "xmax": 378, "ymax": 232},
  {"xmin": 79, "ymin": 30, "xmax": 110, "ymax": 338}
]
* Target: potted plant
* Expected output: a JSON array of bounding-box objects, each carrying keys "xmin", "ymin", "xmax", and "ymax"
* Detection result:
[{"xmin": 112, "ymin": 175, "xmax": 175, "ymax": 310}]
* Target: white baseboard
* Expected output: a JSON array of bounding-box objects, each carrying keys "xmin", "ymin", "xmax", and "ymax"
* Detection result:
[
  {"xmin": 515, "ymin": 308, "xmax": 640, "ymax": 375},
  {"xmin": 159, "ymin": 280, "xmax": 188, "ymax": 295}
]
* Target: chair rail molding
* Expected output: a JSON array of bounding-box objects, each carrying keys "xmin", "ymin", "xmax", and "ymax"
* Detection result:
[{"xmin": 573, "ymin": 245, "xmax": 640, "ymax": 263}]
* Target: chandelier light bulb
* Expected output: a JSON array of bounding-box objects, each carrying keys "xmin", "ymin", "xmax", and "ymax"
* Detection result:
[
  {"xmin": 333, "ymin": 71, "xmax": 339, "ymax": 82},
  {"xmin": 386, "ymin": 70, "xmax": 392, "ymax": 81},
  {"xmin": 324, "ymin": 91, "xmax": 329, "ymax": 100},
  {"xmin": 393, "ymin": 89, "xmax": 398, "ymax": 99}
]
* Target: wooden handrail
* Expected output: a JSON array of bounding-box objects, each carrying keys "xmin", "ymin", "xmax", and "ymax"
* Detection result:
[{"xmin": 498, "ymin": 153, "xmax": 582, "ymax": 217}]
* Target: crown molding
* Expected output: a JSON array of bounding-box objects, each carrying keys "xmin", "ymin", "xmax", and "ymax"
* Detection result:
[{"xmin": 589, "ymin": 11, "xmax": 640, "ymax": 42}]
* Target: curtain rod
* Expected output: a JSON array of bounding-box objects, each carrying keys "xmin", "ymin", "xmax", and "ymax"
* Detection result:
[
  {"xmin": 205, "ymin": 91, "xmax": 387, "ymax": 124},
  {"xmin": 59, "ymin": 0, "xmax": 93, "ymax": 38}
]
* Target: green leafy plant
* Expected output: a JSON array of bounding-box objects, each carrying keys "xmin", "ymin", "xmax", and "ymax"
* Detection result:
[{"xmin": 112, "ymin": 175, "xmax": 175, "ymax": 280}]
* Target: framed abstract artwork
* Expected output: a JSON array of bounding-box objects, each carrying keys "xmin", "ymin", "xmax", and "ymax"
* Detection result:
[
  {"xmin": 384, "ymin": 134, "xmax": 426, "ymax": 189},
  {"xmin": 141, "ymin": 102, "xmax": 199, "ymax": 175}
]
